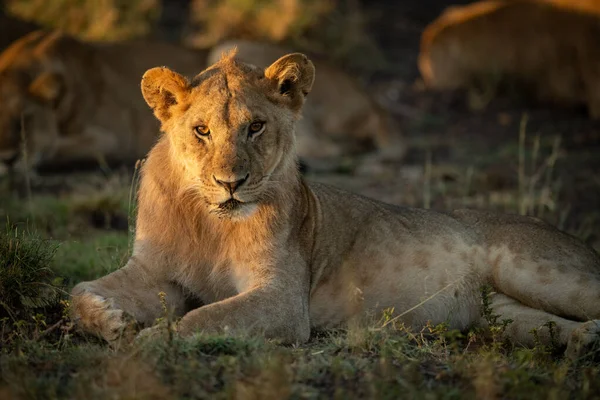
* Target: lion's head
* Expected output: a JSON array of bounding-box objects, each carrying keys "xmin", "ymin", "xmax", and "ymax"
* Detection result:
[
  {"xmin": 0, "ymin": 30, "xmax": 96, "ymax": 173},
  {"xmin": 141, "ymin": 51, "xmax": 315, "ymax": 220}
]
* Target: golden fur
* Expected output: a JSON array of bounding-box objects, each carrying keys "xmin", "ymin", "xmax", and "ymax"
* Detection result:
[
  {"xmin": 208, "ymin": 40, "xmax": 406, "ymax": 170},
  {"xmin": 71, "ymin": 51, "xmax": 600, "ymax": 359},
  {"xmin": 419, "ymin": 0, "xmax": 600, "ymax": 117},
  {"xmin": 0, "ymin": 29, "xmax": 208, "ymax": 173}
]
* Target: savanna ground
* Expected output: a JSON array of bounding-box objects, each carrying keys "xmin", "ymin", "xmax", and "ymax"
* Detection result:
[{"xmin": 2, "ymin": 1, "xmax": 600, "ymax": 398}]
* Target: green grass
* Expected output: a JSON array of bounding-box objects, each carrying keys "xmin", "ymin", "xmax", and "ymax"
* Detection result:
[
  {"xmin": 2, "ymin": 321, "xmax": 600, "ymax": 399},
  {"xmin": 0, "ymin": 226, "xmax": 61, "ymax": 321},
  {"xmin": 0, "ymin": 127, "xmax": 599, "ymax": 398},
  {"xmin": 52, "ymin": 231, "xmax": 129, "ymax": 284},
  {"xmin": 0, "ymin": 180, "xmax": 599, "ymax": 399}
]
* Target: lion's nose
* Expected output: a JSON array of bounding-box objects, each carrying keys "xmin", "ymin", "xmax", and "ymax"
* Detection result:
[{"xmin": 214, "ymin": 174, "xmax": 249, "ymax": 194}]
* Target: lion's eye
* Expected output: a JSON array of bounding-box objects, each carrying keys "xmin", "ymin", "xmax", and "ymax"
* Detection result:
[
  {"xmin": 248, "ymin": 121, "xmax": 265, "ymax": 137},
  {"xmin": 194, "ymin": 125, "xmax": 210, "ymax": 138}
]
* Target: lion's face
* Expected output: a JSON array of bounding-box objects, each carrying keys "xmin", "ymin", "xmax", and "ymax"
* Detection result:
[{"xmin": 141, "ymin": 52, "xmax": 315, "ymax": 219}]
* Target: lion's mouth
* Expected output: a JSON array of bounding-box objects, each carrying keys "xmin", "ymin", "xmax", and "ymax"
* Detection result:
[
  {"xmin": 212, "ymin": 198, "xmax": 258, "ymax": 220},
  {"xmin": 218, "ymin": 198, "xmax": 243, "ymax": 212}
]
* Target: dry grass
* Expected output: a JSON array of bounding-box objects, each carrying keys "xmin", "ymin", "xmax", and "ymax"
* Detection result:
[
  {"xmin": 187, "ymin": 0, "xmax": 333, "ymax": 47},
  {"xmin": 7, "ymin": 0, "xmax": 158, "ymax": 41},
  {"xmin": 6, "ymin": 0, "xmax": 386, "ymax": 74}
]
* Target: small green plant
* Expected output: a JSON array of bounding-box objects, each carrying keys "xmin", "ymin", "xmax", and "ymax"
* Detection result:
[
  {"xmin": 480, "ymin": 284, "xmax": 513, "ymax": 349},
  {"xmin": 156, "ymin": 290, "xmax": 175, "ymax": 345},
  {"xmin": 530, "ymin": 320, "xmax": 561, "ymax": 359},
  {"xmin": 0, "ymin": 225, "xmax": 62, "ymax": 321},
  {"xmin": 378, "ymin": 307, "xmax": 395, "ymax": 328}
]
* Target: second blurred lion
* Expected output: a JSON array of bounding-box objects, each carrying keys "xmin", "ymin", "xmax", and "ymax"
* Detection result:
[
  {"xmin": 0, "ymin": 30, "xmax": 209, "ymax": 173},
  {"xmin": 419, "ymin": 0, "xmax": 600, "ymax": 117}
]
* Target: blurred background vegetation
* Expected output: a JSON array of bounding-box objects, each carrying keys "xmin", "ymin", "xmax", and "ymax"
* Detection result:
[
  {"xmin": 4, "ymin": 0, "xmax": 387, "ymax": 72},
  {"xmin": 7, "ymin": 0, "xmax": 159, "ymax": 41}
]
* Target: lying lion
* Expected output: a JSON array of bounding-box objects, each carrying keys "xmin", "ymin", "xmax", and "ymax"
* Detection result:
[
  {"xmin": 71, "ymin": 50, "xmax": 600, "ymax": 360},
  {"xmin": 419, "ymin": 0, "xmax": 600, "ymax": 117},
  {"xmin": 208, "ymin": 40, "xmax": 406, "ymax": 170},
  {"xmin": 0, "ymin": 29, "xmax": 209, "ymax": 174}
]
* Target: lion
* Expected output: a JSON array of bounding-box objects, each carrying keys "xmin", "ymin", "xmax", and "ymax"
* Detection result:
[
  {"xmin": 0, "ymin": 29, "xmax": 209, "ymax": 174},
  {"xmin": 419, "ymin": 0, "xmax": 600, "ymax": 117},
  {"xmin": 208, "ymin": 40, "xmax": 406, "ymax": 171},
  {"xmin": 71, "ymin": 51, "xmax": 600, "ymax": 360}
]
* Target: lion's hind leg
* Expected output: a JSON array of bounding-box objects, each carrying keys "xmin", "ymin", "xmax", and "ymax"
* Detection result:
[
  {"xmin": 488, "ymin": 243, "xmax": 600, "ymax": 322},
  {"xmin": 483, "ymin": 292, "xmax": 600, "ymax": 360},
  {"xmin": 453, "ymin": 210, "xmax": 600, "ymax": 322}
]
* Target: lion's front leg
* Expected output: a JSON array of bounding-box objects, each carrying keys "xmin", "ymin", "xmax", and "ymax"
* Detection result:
[
  {"xmin": 169, "ymin": 255, "xmax": 311, "ymax": 344},
  {"xmin": 174, "ymin": 285, "xmax": 311, "ymax": 344},
  {"xmin": 71, "ymin": 255, "xmax": 188, "ymax": 343}
]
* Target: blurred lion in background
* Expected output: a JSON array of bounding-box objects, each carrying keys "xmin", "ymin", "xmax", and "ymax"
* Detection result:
[
  {"xmin": 0, "ymin": 29, "xmax": 210, "ymax": 174},
  {"xmin": 210, "ymin": 40, "xmax": 406, "ymax": 171},
  {"xmin": 419, "ymin": 0, "xmax": 600, "ymax": 117}
]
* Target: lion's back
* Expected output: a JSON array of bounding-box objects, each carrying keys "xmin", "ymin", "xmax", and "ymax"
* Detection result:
[{"xmin": 419, "ymin": 0, "xmax": 600, "ymax": 114}]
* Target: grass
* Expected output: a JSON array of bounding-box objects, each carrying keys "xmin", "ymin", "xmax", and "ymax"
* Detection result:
[
  {"xmin": 51, "ymin": 231, "xmax": 128, "ymax": 284},
  {"xmin": 0, "ymin": 137, "xmax": 599, "ymax": 398},
  {"xmin": 2, "ymin": 317, "xmax": 600, "ymax": 398},
  {"xmin": 0, "ymin": 226, "xmax": 61, "ymax": 321}
]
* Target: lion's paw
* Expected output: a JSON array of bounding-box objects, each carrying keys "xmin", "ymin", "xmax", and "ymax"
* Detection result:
[
  {"xmin": 566, "ymin": 320, "xmax": 600, "ymax": 361},
  {"xmin": 72, "ymin": 292, "xmax": 135, "ymax": 343}
]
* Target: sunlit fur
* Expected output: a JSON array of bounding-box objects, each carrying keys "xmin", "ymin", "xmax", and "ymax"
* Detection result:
[
  {"xmin": 138, "ymin": 51, "xmax": 304, "ymax": 222},
  {"xmin": 71, "ymin": 51, "xmax": 600, "ymax": 360}
]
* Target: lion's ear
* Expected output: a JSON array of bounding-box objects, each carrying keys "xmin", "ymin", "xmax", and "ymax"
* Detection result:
[
  {"xmin": 29, "ymin": 72, "xmax": 63, "ymax": 105},
  {"xmin": 265, "ymin": 53, "xmax": 315, "ymax": 113},
  {"xmin": 141, "ymin": 67, "xmax": 189, "ymax": 123}
]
